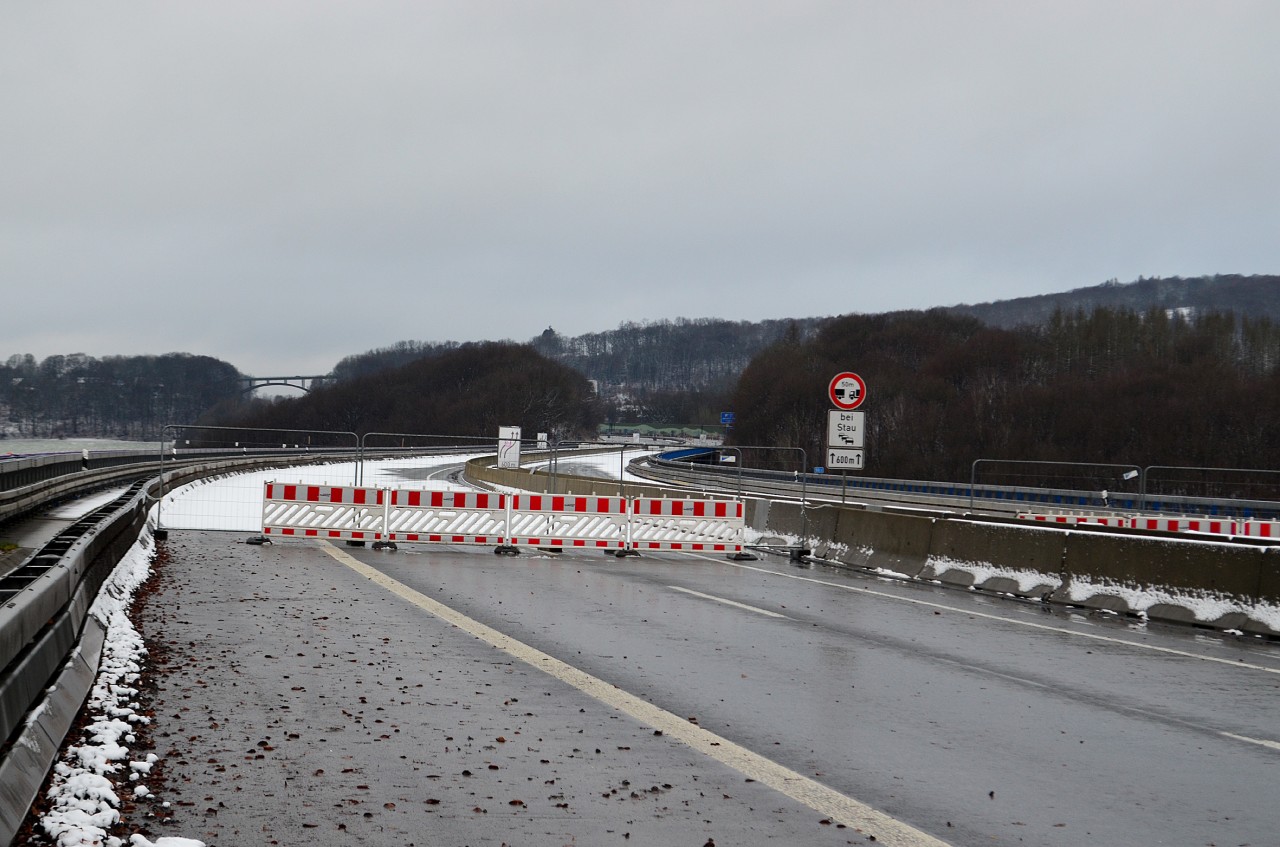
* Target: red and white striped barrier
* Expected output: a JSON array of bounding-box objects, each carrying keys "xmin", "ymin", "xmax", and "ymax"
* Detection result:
[
  {"xmin": 1130, "ymin": 516, "xmax": 1239, "ymax": 535},
  {"xmin": 628, "ymin": 497, "xmax": 745, "ymax": 553},
  {"xmin": 1018, "ymin": 512, "xmax": 1280, "ymax": 538},
  {"xmin": 262, "ymin": 483, "xmax": 387, "ymax": 541},
  {"xmin": 507, "ymin": 495, "xmax": 630, "ymax": 549},
  {"xmin": 1242, "ymin": 521, "xmax": 1280, "ymax": 538},
  {"xmin": 1018, "ymin": 514, "xmax": 1130, "ymax": 529},
  {"xmin": 385, "ymin": 490, "xmax": 507, "ymax": 545},
  {"xmin": 261, "ymin": 484, "xmax": 744, "ymax": 553}
]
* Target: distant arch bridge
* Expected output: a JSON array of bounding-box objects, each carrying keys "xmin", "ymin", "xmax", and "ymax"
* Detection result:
[{"xmin": 239, "ymin": 374, "xmax": 333, "ymax": 394}]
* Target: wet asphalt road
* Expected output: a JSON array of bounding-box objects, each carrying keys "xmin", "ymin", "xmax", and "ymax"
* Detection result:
[{"xmin": 136, "ymin": 531, "xmax": 1280, "ymax": 846}]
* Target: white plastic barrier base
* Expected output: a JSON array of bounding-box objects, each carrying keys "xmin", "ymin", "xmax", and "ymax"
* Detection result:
[{"xmin": 260, "ymin": 483, "xmax": 744, "ymax": 553}]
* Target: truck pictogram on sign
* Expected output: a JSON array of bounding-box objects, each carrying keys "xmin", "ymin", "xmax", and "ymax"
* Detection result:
[{"xmin": 828, "ymin": 372, "xmax": 867, "ymax": 410}]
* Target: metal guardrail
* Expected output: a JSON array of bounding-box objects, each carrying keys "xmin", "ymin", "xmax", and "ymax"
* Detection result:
[
  {"xmin": 639, "ymin": 452, "xmax": 1280, "ymax": 521},
  {"xmin": 0, "ymin": 480, "xmax": 152, "ymax": 845},
  {"xmin": 0, "ymin": 439, "xmax": 556, "ymax": 843},
  {"xmin": 1, "ymin": 447, "xmax": 371, "ymax": 529},
  {"xmin": 0, "ymin": 446, "xmax": 378, "ymax": 845}
]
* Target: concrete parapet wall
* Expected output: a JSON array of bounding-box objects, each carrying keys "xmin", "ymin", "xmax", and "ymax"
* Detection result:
[
  {"xmin": 473, "ymin": 458, "xmax": 1280, "ymax": 635},
  {"xmin": 748, "ymin": 498, "xmax": 805, "ymax": 541},
  {"xmin": 830, "ymin": 508, "xmax": 934, "ymax": 577},
  {"xmin": 465, "ymin": 454, "xmax": 677, "ymax": 500},
  {"xmin": 1257, "ymin": 550, "xmax": 1280, "ymax": 610},
  {"xmin": 1061, "ymin": 532, "xmax": 1268, "ymax": 600},
  {"xmin": 1052, "ymin": 532, "xmax": 1278, "ymax": 635},
  {"xmin": 923, "ymin": 519, "xmax": 1066, "ymax": 593},
  {"xmin": 738, "ymin": 500, "xmax": 1280, "ymax": 637}
]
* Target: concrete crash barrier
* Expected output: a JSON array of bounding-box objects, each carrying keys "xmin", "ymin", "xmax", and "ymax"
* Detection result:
[
  {"xmin": 1256, "ymin": 550, "xmax": 1280, "ymax": 619},
  {"xmin": 1054, "ymin": 531, "xmax": 1278, "ymax": 636},
  {"xmin": 0, "ymin": 487, "xmax": 146, "ymax": 847},
  {"xmin": 829, "ymin": 507, "xmax": 933, "ymax": 577},
  {"xmin": 922, "ymin": 519, "xmax": 1065, "ymax": 595},
  {"xmin": 745, "ymin": 499, "xmax": 931, "ymax": 576},
  {"xmin": 747, "ymin": 497, "xmax": 1279, "ymax": 636},
  {"xmin": 806, "ymin": 507, "xmax": 842, "ymax": 558},
  {"xmin": 0, "ymin": 453, "xmax": 376, "ymax": 843},
  {"xmin": 745, "ymin": 498, "xmax": 807, "ymax": 544},
  {"xmin": 476, "ymin": 455, "xmax": 1280, "ymax": 634},
  {"xmin": 0, "ymin": 617, "xmax": 105, "ymax": 846},
  {"xmin": 464, "ymin": 452, "xmax": 672, "ymax": 499}
]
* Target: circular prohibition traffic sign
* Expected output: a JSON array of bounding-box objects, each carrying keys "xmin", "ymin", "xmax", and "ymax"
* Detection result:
[{"xmin": 828, "ymin": 372, "xmax": 867, "ymax": 410}]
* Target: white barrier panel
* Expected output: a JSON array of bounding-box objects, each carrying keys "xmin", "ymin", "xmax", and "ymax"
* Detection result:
[
  {"xmin": 385, "ymin": 490, "xmax": 507, "ymax": 545},
  {"xmin": 628, "ymin": 497, "xmax": 745, "ymax": 553},
  {"xmin": 262, "ymin": 482, "xmax": 387, "ymax": 541},
  {"xmin": 508, "ymin": 495, "xmax": 630, "ymax": 549}
]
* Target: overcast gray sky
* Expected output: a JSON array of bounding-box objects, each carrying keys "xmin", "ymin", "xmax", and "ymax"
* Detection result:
[{"xmin": 3, "ymin": 2, "xmax": 1277, "ymax": 375}]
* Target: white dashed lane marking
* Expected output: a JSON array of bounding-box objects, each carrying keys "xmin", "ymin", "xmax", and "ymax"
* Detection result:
[{"xmin": 321, "ymin": 541, "xmax": 952, "ymax": 847}]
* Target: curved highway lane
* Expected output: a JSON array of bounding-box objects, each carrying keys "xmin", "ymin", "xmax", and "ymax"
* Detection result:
[{"xmin": 134, "ymin": 531, "xmax": 1279, "ymax": 846}]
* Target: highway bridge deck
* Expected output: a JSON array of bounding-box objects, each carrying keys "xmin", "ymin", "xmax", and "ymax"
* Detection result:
[
  {"xmin": 119, "ymin": 527, "xmax": 1280, "ymax": 847},
  {"xmin": 135, "ymin": 532, "xmax": 883, "ymax": 846}
]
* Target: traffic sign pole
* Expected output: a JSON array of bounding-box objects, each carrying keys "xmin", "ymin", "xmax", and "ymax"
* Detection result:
[{"xmin": 826, "ymin": 373, "xmax": 869, "ymax": 503}]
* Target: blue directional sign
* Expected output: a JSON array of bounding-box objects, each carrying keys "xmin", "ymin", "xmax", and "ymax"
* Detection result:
[{"xmin": 720, "ymin": 411, "xmax": 735, "ymax": 426}]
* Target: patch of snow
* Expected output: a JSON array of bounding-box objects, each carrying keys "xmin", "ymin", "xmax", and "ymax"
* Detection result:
[
  {"xmin": 45, "ymin": 487, "xmax": 132, "ymax": 519},
  {"xmin": 37, "ymin": 521, "xmax": 206, "ymax": 847},
  {"xmin": 1064, "ymin": 575, "xmax": 1280, "ymax": 629},
  {"xmin": 159, "ymin": 453, "xmax": 488, "ymax": 532},
  {"xmin": 526, "ymin": 448, "xmax": 656, "ymax": 484},
  {"xmin": 925, "ymin": 556, "xmax": 1064, "ymax": 594}
]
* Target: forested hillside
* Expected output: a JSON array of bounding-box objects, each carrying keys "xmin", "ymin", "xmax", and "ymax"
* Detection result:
[
  {"xmin": 528, "ymin": 318, "xmax": 827, "ymax": 392},
  {"xmin": 206, "ymin": 342, "xmax": 600, "ymax": 440},
  {"xmin": 330, "ymin": 340, "xmax": 465, "ymax": 382},
  {"xmin": 330, "ymin": 318, "xmax": 828, "ymax": 428},
  {"xmin": 4, "ymin": 274, "xmax": 1275, "ymax": 444},
  {"xmin": 947, "ymin": 274, "xmax": 1278, "ymax": 328},
  {"xmin": 0, "ymin": 353, "xmax": 242, "ymax": 439},
  {"xmin": 335, "ymin": 276, "xmax": 1275, "ymax": 401},
  {"xmin": 729, "ymin": 306, "xmax": 1280, "ymax": 481}
]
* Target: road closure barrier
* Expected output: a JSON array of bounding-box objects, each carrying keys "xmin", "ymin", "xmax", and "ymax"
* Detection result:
[
  {"xmin": 261, "ymin": 483, "xmax": 387, "ymax": 541},
  {"xmin": 260, "ymin": 483, "xmax": 743, "ymax": 554},
  {"xmin": 1018, "ymin": 512, "xmax": 1280, "ymax": 539}
]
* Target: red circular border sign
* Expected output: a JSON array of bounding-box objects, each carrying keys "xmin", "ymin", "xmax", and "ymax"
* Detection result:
[{"xmin": 828, "ymin": 372, "xmax": 867, "ymax": 410}]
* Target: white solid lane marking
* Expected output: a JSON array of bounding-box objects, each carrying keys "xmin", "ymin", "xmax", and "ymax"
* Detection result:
[
  {"xmin": 668, "ymin": 585, "xmax": 788, "ymax": 618},
  {"xmin": 320, "ymin": 542, "xmax": 951, "ymax": 847},
  {"xmin": 709, "ymin": 559, "xmax": 1280, "ymax": 676},
  {"xmin": 1219, "ymin": 731, "xmax": 1280, "ymax": 752}
]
